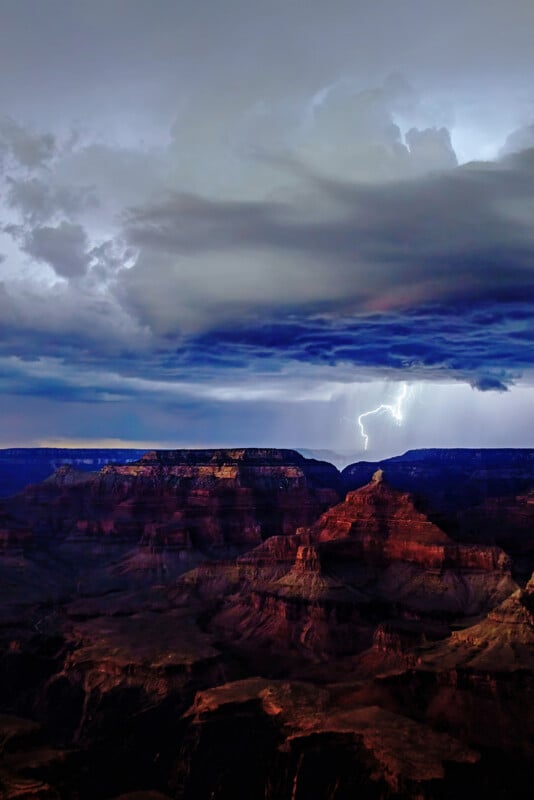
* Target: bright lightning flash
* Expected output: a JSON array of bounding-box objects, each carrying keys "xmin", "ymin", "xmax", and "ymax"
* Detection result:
[{"xmin": 357, "ymin": 383, "xmax": 408, "ymax": 451}]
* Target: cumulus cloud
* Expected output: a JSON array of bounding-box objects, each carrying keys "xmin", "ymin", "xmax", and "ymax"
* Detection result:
[
  {"xmin": 0, "ymin": 275, "xmax": 149, "ymax": 368},
  {"xmin": 297, "ymin": 74, "xmax": 459, "ymax": 182}
]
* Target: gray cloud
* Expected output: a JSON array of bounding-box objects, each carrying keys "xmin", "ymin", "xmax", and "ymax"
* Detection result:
[
  {"xmin": 117, "ymin": 146, "xmax": 534, "ymax": 339},
  {"xmin": 404, "ymin": 127, "xmax": 457, "ymax": 172},
  {"xmin": 53, "ymin": 143, "xmax": 171, "ymax": 214},
  {"xmin": 6, "ymin": 176, "xmax": 97, "ymax": 224},
  {"xmin": 295, "ymin": 75, "xmax": 458, "ymax": 183},
  {"xmin": 2, "ymin": 1, "xmax": 534, "ymax": 123},
  {"xmin": 500, "ymin": 124, "xmax": 534, "ymax": 157},
  {"xmin": 0, "ymin": 275, "xmax": 148, "ymax": 362},
  {"xmin": 0, "ymin": 116, "xmax": 55, "ymax": 168},
  {"xmin": 470, "ymin": 375, "xmax": 510, "ymax": 392},
  {"xmin": 22, "ymin": 221, "xmax": 91, "ymax": 278}
]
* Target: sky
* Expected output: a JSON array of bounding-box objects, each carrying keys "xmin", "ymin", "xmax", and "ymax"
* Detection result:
[{"xmin": 0, "ymin": 0, "xmax": 534, "ymax": 462}]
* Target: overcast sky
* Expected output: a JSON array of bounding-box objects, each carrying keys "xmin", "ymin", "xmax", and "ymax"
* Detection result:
[{"xmin": 0, "ymin": 0, "xmax": 533, "ymax": 460}]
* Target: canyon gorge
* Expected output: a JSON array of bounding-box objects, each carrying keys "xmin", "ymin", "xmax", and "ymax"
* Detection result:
[{"xmin": 1, "ymin": 448, "xmax": 533, "ymax": 799}]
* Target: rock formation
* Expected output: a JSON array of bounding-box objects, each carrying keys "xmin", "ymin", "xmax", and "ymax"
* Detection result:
[
  {"xmin": 203, "ymin": 472, "xmax": 516, "ymax": 673},
  {"xmin": 174, "ymin": 678, "xmax": 479, "ymax": 799},
  {"xmin": 0, "ymin": 448, "xmax": 533, "ymax": 798},
  {"xmin": 1, "ymin": 449, "xmax": 341, "ymax": 554},
  {"xmin": 343, "ymin": 449, "xmax": 534, "ymax": 575}
]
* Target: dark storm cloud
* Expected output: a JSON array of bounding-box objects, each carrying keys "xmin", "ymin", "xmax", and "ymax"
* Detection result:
[
  {"xmin": 0, "ymin": 276, "xmax": 148, "ymax": 367},
  {"xmin": 178, "ymin": 301, "xmax": 531, "ymax": 392},
  {"xmin": 118, "ymin": 147, "xmax": 534, "ymax": 345},
  {"xmin": 1, "ymin": 142, "xmax": 532, "ymax": 394},
  {"xmin": 0, "ymin": 360, "xmax": 121, "ymax": 403},
  {"xmin": 0, "ymin": 0, "xmax": 533, "ymax": 453}
]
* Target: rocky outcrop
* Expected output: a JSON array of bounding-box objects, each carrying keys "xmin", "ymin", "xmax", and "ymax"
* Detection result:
[
  {"xmin": 0, "ymin": 590, "xmax": 242, "ymax": 799},
  {"xmin": 201, "ymin": 472, "xmax": 516, "ymax": 669},
  {"xmin": 0, "ymin": 510, "xmax": 32, "ymax": 551},
  {"xmin": 367, "ymin": 573, "xmax": 534, "ymax": 761},
  {"xmin": 425, "ymin": 573, "xmax": 534, "ymax": 672},
  {"xmin": 174, "ymin": 677, "xmax": 480, "ymax": 799},
  {"xmin": 342, "ymin": 450, "xmax": 534, "ymax": 574},
  {"xmin": 0, "ymin": 449, "xmax": 341, "ymax": 556},
  {"xmin": 311, "ymin": 469, "xmax": 510, "ymax": 571},
  {"xmin": 0, "ymin": 713, "xmax": 68, "ymax": 800}
]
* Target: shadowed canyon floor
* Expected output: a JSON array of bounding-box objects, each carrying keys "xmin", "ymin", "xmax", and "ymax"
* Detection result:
[{"xmin": 0, "ymin": 448, "xmax": 533, "ymax": 798}]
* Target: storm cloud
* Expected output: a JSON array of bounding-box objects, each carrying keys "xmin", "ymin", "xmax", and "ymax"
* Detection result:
[
  {"xmin": 0, "ymin": 0, "xmax": 533, "ymax": 450},
  {"xmin": 120, "ymin": 150, "xmax": 534, "ymax": 329}
]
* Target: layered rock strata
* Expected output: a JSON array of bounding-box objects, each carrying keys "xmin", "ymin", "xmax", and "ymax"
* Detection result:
[
  {"xmin": 203, "ymin": 471, "xmax": 515, "ymax": 666},
  {"xmin": 0, "ymin": 449, "xmax": 341, "ymax": 554}
]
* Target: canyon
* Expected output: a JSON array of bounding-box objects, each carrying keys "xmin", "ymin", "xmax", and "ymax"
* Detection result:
[{"xmin": 0, "ymin": 447, "xmax": 533, "ymax": 798}]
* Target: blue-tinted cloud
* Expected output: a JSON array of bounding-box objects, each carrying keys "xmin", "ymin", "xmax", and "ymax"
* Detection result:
[
  {"xmin": 1, "ymin": 148, "xmax": 533, "ymax": 398},
  {"xmin": 178, "ymin": 301, "xmax": 531, "ymax": 392}
]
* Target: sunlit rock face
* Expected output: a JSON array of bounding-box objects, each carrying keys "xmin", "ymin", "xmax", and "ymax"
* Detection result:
[
  {"xmin": 342, "ymin": 448, "xmax": 534, "ymax": 577},
  {"xmin": 310, "ymin": 469, "xmax": 510, "ymax": 573}
]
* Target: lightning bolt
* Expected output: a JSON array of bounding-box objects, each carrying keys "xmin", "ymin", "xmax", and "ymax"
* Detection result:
[{"xmin": 357, "ymin": 383, "xmax": 408, "ymax": 451}]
